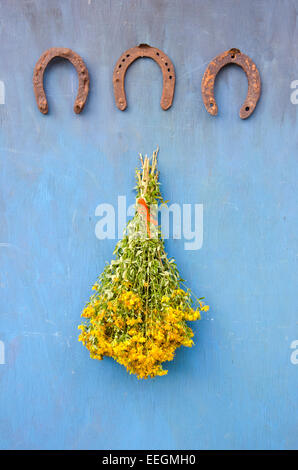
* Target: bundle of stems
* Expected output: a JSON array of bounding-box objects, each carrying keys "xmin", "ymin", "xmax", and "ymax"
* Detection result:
[{"xmin": 79, "ymin": 149, "xmax": 208, "ymax": 378}]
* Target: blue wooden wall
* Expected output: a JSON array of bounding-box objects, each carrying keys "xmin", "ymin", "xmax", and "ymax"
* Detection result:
[{"xmin": 0, "ymin": 0, "xmax": 297, "ymax": 450}]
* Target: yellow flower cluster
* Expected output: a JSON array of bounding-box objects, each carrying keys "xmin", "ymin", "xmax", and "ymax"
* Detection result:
[
  {"xmin": 119, "ymin": 291, "xmax": 142, "ymax": 311},
  {"xmin": 78, "ymin": 288, "xmax": 208, "ymax": 379}
]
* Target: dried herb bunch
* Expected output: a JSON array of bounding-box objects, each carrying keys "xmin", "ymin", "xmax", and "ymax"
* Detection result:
[{"xmin": 78, "ymin": 149, "xmax": 208, "ymax": 378}]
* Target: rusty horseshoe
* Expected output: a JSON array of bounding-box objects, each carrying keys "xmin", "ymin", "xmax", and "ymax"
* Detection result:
[
  {"xmin": 113, "ymin": 44, "xmax": 175, "ymax": 111},
  {"xmin": 33, "ymin": 47, "xmax": 90, "ymax": 114},
  {"xmin": 201, "ymin": 48, "xmax": 261, "ymax": 119}
]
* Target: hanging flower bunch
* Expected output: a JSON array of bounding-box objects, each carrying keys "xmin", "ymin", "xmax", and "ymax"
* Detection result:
[{"xmin": 78, "ymin": 149, "xmax": 209, "ymax": 378}]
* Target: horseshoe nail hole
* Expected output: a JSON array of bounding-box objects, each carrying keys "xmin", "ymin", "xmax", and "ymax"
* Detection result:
[
  {"xmin": 122, "ymin": 58, "xmax": 125, "ymax": 62},
  {"xmin": 231, "ymin": 54, "xmax": 235, "ymax": 59},
  {"xmin": 245, "ymin": 106, "xmax": 250, "ymax": 111},
  {"xmin": 209, "ymin": 102, "xmax": 214, "ymax": 108},
  {"xmin": 169, "ymin": 75, "xmax": 172, "ymax": 79},
  {"xmin": 165, "ymin": 62, "xmax": 168, "ymax": 66},
  {"xmin": 119, "ymin": 64, "xmax": 122, "ymax": 68},
  {"xmin": 126, "ymin": 54, "xmax": 130, "ymax": 57},
  {"xmin": 156, "ymin": 52, "xmax": 159, "ymax": 56},
  {"xmin": 167, "ymin": 68, "xmax": 170, "ymax": 72}
]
